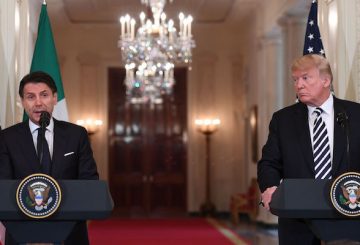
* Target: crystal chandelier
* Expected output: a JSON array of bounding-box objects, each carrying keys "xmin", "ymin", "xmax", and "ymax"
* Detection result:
[{"xmin": 118, "ymin": 0, "xmax": 195, "ymax": 104}]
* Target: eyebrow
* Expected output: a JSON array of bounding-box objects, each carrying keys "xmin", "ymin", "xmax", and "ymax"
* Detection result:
[
  {"xmin": 25, "ymin": 89, "xmax": 49, "ymax": 94},
  {"xmin": 292, "ymin": 72, "xmax": 309, "ymax": 78},
  {"xmin": 24, "ymin": 90, "xmax": 51, "ymax": 98}
]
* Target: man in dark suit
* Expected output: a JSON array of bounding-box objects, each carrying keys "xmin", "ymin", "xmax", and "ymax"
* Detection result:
[
  {"xmin": 258, "ymin": 54, "xmax": 360, "ymax": 245},
  {"xmin": 0, "ymin": 71, "xmax": 99, "ymax": 244}
]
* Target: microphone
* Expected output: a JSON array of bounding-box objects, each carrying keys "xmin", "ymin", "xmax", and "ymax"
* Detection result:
[
  {"xmin": 336, "ymin": 110, "xmax": 350, "ymax": 171},
  {"xmin": 38, "ymin": 111, "xmax": 51, "ymax": 169},
  {"xmin": 336, "ymin": 112, "xmax": 348, "ymax": 128},
  {"xmin": 39, "ymin": 111, "xmax": 51, "ymax": 129}
]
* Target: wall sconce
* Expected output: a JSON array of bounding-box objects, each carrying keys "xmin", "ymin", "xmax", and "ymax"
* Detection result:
[
  {"xmin": 194, "ymin": 118, "xmax": 221, "ymax": 135},
  {"xmin": 76, "ymin": 119, "xmax": 103, "ymax": 136},
  {"xmin": 194, "ymin": 117, "xmax": 221, "ymax": 216}
]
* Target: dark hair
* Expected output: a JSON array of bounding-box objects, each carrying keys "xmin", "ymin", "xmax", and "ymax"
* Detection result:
[{"xmin": 19, "ymin": 71, "xmax": 57, "ymax": 98}]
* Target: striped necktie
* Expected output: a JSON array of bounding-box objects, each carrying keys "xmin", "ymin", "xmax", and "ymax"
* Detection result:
[{"xmin": 313, "ymin": 107, "xmax": 332, "ymax": 179}]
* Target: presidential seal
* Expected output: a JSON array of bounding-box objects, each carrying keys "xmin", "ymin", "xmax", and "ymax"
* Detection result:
[
  {"xmin": 330, "ymin": 172, "xmax": 360, "ymax": 217},
  {"xmin": 16, "ymin": 173, "xmax": 62, "ymax": 219}
]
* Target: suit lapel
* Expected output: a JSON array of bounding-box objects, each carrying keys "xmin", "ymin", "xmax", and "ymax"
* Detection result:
[
  {"xmin": 18, "ymin": 121, "xmax": 41, "ymax": 172},
  {"xmin": 51, "ymin": 119, "xmax": 67, "ymax": 177},
  {"xmin": 332, "ymin": 98, "xmax": 346, "ymax": 175},
  {"xmin": 295, "ymin": 103, "xmax": 315, "ymax": 175}
]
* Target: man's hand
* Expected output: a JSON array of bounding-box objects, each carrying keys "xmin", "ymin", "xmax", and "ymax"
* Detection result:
[{"xmin": 261, "ymin": 186, "xmax": 277, "ymax": 211}]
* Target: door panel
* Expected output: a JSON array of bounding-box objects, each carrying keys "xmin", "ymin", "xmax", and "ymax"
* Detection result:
[{"xmin": 108, "ymin": 67, "xmax": 187, "ymax": 216}]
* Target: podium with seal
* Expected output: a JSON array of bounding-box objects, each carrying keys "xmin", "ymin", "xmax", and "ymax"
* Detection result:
[
  {"xmin": 0, "ymin": 174, "xmax": 114, "ymax": 244},
  {"xmin": 270, "ymin": 172, "xmax": 360, "ymax": 242}
]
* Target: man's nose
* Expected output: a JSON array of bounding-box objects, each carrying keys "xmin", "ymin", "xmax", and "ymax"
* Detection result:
[
  {"xmin": 34, "ymin": 96, "xmax": 42, "ymax": 105},
  {"xmin": 295, "ymin": 79, "xmax": 304, "ymax": 89}
]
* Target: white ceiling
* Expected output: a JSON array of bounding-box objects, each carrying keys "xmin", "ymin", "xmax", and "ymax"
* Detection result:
[{"xmin": 46, "ymin": 0, "xmax": 261, "ymax": 25}]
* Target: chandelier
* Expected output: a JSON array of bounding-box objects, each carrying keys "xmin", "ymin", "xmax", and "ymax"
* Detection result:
[{"xmin": 118, "ymin": 0, "xmax": 195, "ymax": 104}]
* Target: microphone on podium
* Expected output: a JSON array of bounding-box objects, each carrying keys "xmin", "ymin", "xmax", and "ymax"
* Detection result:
[
  {"xmin": 336, "ymin": 110, "xmax": 350, "ymax": 170},
  {"xmin": 39, "ymin": 111, "xmax": 51, "ymax": 129},
  {"xmin": 37, "ymin": 111, "xmax": 51, "ymax": 166}
]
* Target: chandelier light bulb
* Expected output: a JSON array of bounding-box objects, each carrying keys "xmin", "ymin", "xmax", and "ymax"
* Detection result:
[
  {"xmin": 119, "ymin": 0, "xmax": 195, "ymax": 104},
  {"xmin": 161, "ymin": 13, "xmax": 166, "ymax": 22},
  {"xmin": 140, "ymin": 12, "xmax": 146, "ymax": 23},
  {"xmin": 168, "ymin": 19, "xmax": 174, "ymax": 28}
]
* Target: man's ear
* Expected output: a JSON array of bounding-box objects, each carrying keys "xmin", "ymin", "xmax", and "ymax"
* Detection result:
[
  {"xmin": 54, "ymin": 92, "xmax": 58, "ymax": 105},
  {"xmin": 322, "ymin": 76, "xmax": 331, "ymax": 88}
]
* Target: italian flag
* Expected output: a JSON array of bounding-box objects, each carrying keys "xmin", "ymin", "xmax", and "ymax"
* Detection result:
[{"xmin": 24, "ymin": 2, "xmax": 68, "ymax": 121}]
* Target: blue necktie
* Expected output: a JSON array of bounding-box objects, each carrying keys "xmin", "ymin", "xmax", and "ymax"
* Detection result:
[
  {"xmin": 37, "ymin": 128, "xmax": 51, "ymax": 175},
  {"xmin": 313, "ymin": 107, "xmax": 332, "ymax": 179}
]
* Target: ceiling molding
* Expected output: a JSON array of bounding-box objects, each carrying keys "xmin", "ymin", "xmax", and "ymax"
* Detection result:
[{"xmin": 61, "ymin": 0, "xmax": 236, "ymax": 24}]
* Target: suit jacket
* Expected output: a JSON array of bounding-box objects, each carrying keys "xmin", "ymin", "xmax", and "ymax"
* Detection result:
[
  {"xmin": 258, "ymin": 97, "xmax": 360, "ymax": 193},
  {"xmin": 0, "ymin": 119, "xmax": 98, "ymax": 180},
  {"xmin": 0, "ymin": 118, "xmax": 99, "ymax": 244}
]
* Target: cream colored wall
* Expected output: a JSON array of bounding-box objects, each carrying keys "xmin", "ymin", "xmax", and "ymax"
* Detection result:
[
  {"xmin": 52, "ymin": 24, "xmax": 116, "ymax": 182},
  {"xmin": 188, "ymin": 23, "xmax": 250, "ymax": 211}
]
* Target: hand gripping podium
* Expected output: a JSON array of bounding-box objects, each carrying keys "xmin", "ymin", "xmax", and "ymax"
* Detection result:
[
  {"xmin": 0, "ymin": 180, "xmax": 114, "ymax": 244},
  {"xmin": 270, "ymin": 179, "xmax": 360, "ymax": 241}
]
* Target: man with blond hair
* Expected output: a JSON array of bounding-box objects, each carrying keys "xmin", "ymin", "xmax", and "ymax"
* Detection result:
[{"xmin": 258, "ymin": 54, "xmax": 360, "ymax": 244}]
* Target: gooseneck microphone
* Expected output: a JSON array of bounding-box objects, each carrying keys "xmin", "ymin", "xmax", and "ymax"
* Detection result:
[
  {"xmin": 336, "ymin": 111, "xmax": 350, "ymax": 171},
  {"xmin": 38, "ymin": 111, "xmax": 51, "ymax": 164},
  {"xmin": 336, "ymin": 112, "xmax": 348, "ymax": 128},
  {"xmin": 39, "ymin": 111, "xmax": 51, "ymax": 129}
]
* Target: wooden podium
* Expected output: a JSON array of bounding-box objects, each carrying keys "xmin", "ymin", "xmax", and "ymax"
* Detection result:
[
  {"xmin": 270, "ymin": 179, "xmax": 360, "ymax": 241},
  {"xmin": 0, "ymin": 180, "xmax": 113, "ymax": 244}
]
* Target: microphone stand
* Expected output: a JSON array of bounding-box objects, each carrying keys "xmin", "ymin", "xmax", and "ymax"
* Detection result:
[
  {"xmin": 38, "ymin": 127, "xmax": 45, "ymax": 164},
  {"xmin": 38, "ymin": 111, "xmax": 51, "ymax": 166},
  {"xmin": 337, "ymin": 112, "xmax": 350, "ymax": 170},
  {"xmin": 345, "ymin": 119, "xmax": 350, "ymax": 170}
]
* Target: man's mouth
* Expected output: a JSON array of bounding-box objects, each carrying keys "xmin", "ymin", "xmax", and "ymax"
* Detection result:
[{"xmin": 34, "ymin": 110, "xmax": 46, "ymax": 116}]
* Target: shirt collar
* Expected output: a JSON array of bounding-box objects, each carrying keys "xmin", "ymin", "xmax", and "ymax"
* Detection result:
[
  {"xmin": 29, "ymin": 117, "xmax": 54, "ymax": 134},
  {"xmin": 307, "ymin": 94, "xmax": 333, "ymax": 116}
]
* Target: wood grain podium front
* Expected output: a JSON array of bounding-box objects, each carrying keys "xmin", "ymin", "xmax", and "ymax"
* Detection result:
[
  {"xmin": 270, "ymin": 179, "xmax": 360, "ymax": 241},
  {"xmin": 0, "ymin": 180, "xmax": 113, "ymax": 244}
]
